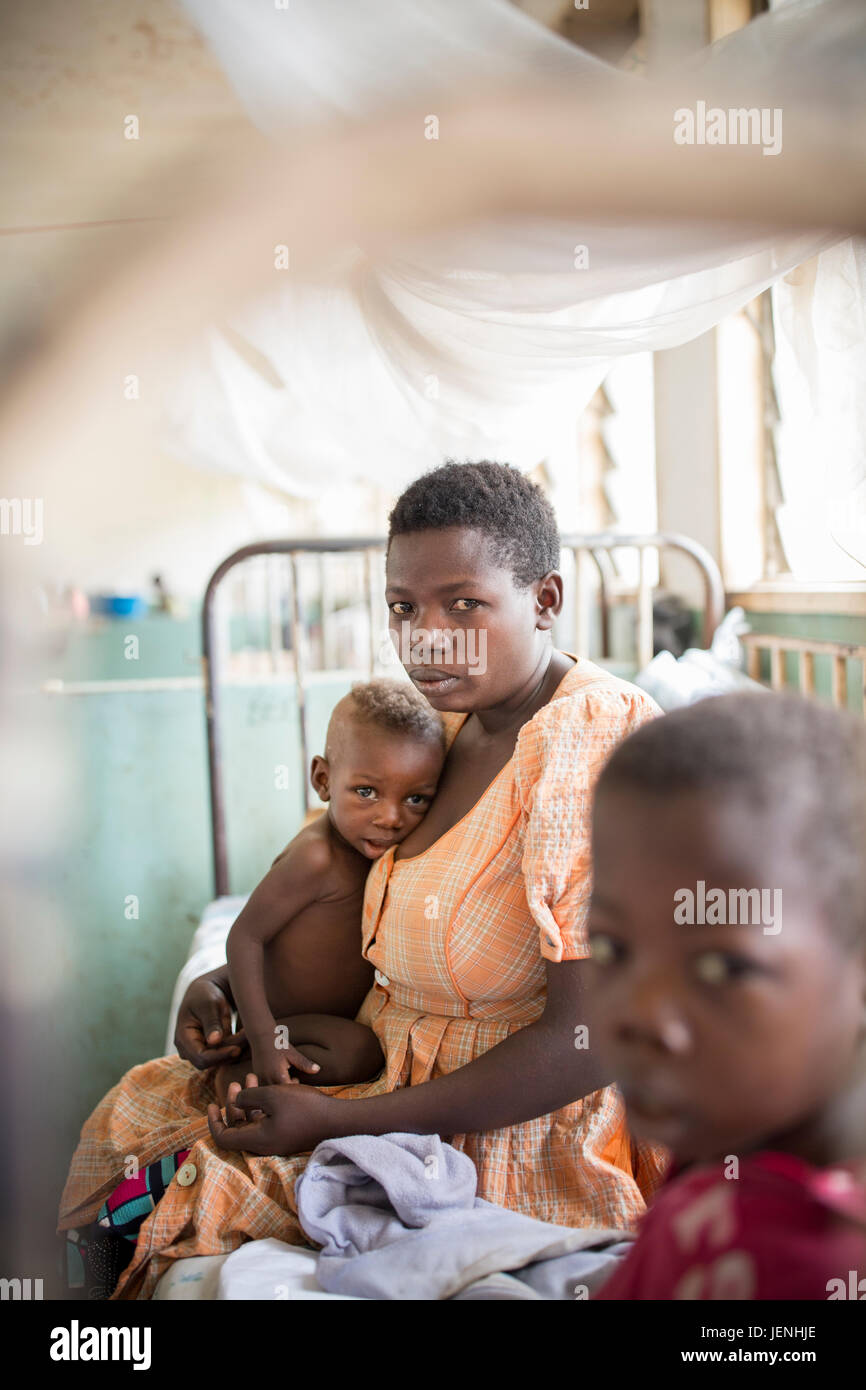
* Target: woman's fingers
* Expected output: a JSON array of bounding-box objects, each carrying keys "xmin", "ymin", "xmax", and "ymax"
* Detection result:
[
  {"xmin": 200, "ymin": 989, "xmax": 236, "ymax": 1046},
  {"xmin": 207, "ymin": 1075, "xmax": 280, "ymax": 1151},
  {"xmin": 207, "ymin": 1103, "xmax": 272, "ymax": 1154},
  {"xmin": 232, "ymin": 1083, "xmax": 280, "ymax": 1117},
  {"xmin": 207, "ymin": 1103, "xmax": 261, "ymax": 1150},
  {"xmin": 177, "ymin": 1019, "xmax": 244, "ymax": 1068},
  {"xmin": 243, "ymin": 1072, "xmax": 267, "ymax": 1121},
  {"xmin": 224, "ymin": 1081, "xmax": 246, "ymax": 1126}
]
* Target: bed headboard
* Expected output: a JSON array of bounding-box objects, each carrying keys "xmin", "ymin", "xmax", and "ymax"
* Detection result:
[{"xmin": 201, "ymin": 531, "xmax": 724, "ymax": 896}]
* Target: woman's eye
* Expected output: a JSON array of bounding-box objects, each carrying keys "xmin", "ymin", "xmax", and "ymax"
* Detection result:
[
  {"xmin": 389, "ymin": 602, "xmax": 413, "ymax": 616},
  {"xmin": 589, "ymin": 933, "xmax": 621, "ymax": 967},
  {"xmin": 451, "ymin": 598, "xmax": 480, "ymax": 611},
  {"xmin": 693, "ymin": 951, "xmax": 756, "ymax": 985}
]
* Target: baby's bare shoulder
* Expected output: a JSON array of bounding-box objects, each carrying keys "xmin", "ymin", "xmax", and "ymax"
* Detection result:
[{"xmin": 269, "ymin": 816, "xmax": 362, "ymax": 894}]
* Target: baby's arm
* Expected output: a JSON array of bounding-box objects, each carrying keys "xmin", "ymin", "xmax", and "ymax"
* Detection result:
[{"xmin": 226, "ymin": 836, "xmax": 332, "ymax": 1086}]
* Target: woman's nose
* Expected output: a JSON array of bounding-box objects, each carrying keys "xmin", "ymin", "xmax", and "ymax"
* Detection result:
[{"xmin": 408, "ymin": 615, "xmax": 451, "ymax": 657}]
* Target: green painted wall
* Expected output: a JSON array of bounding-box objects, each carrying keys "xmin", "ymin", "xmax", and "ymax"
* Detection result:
[
  {"xmin": 734, "ymin": 609, "xmax": 866, "ymax": 716},
  {"xmin": 50, "ymin": 609, "xmax": 357, "ymax": 1267}
]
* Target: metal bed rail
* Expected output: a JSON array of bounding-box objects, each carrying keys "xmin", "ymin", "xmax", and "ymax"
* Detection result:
[
  {"xmin": 202, "ymin": 531, "xmax": 724, "ymax": 896},
  {"xmin": 740, "ymin": 632, "xmax": 866, "ymax": 712}
]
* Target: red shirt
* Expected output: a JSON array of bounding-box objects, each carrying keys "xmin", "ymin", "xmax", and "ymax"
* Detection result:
[{"xmin": 594, "ymin": 1150, "xmax": 866, "ymax": 1300}]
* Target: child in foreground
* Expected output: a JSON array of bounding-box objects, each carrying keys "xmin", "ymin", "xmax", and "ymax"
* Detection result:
[
  {"xmin": 588, "ymin": 691, "xmax": 866, "ymax": 1300},
  {"xmin": 214, "ymin": 677, "xmax": 445, "ymax": 1101}
]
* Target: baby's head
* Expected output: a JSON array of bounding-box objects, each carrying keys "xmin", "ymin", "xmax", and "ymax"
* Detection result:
[
  {"xmin": 588, "ymin": 691, "xmax": 866, "ymax": 1167},
  {"xmin": 311, "ymin": 678, "xmax": 446, "ymax": 859}
]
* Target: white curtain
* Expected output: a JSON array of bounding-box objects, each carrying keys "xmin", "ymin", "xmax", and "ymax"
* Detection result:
[
  {"xmin": 773, "ymin": 239, "xmax": 866, "ymax": 573},
  {"xmin": 166, "ymin": 0, "xmax": 862, "ymax": 523}
]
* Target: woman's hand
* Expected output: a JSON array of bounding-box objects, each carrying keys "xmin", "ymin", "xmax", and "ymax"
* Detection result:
[
  {"xmin": 207, "ymin": 1074, "xmax": 335, "ymax": 1156},
  {"xmin": 174, "ymin": 967, "xmax": 247, "ymax": 1069}
]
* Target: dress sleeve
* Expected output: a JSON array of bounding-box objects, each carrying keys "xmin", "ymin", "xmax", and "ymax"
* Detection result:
[{"xmin": 514, "ymin": 682, "xmax": 660, "ymax": 964}]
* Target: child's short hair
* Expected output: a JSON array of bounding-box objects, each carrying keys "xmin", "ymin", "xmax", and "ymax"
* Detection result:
[
  {"xmin": 387, "ymin": 460, "xmax": 560, "ymax": 588},
  {"xmin": 347, "ymin": 677, "xmax": 446, "ymax": 749},
  {"xmin": 597, "ymin": 691, "xmax": 866, "ymax": 948}
]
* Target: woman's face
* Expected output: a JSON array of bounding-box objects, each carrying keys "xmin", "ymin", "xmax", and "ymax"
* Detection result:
[{"xmin": 385, "ymin": 526, "xmax": 559, "ymax": 713}]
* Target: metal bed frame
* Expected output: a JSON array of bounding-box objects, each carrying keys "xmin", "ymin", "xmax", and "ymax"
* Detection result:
[{"xmin": 201, "ymin": 531, "xmax": 724, "ymax": 897}]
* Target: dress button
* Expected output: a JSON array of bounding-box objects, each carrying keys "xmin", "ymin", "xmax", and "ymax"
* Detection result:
[
  {"xmin": 374, "ymin": 969, "xmax": 390, "ymax": 987},
  {"xmin": 176, "ymin": 1161, "xmax": 198, "ymax": 1188}
]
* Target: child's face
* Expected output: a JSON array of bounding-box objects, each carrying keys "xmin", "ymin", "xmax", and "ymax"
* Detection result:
[
  {"xmin": 588, "ymin": 785, "xmax": 865, "ymax": 1166},
  {"xmin": 319, "ymin": 723, "xmax": 443, "ymax": 859}
]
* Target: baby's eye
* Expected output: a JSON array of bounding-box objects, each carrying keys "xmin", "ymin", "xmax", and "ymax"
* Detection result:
[
  {"xmin": 693, "ymin": 951, "xmax": 756, "ymax": 985},
  {"xmin": 354, "ymin": 786, "xmax": 376, "ymax": 800},
  {"xmin": 589, "ymin": 932, "xmax": 622, "ymax": 967},
  {"xmin": 406, "ymin": 794, "xmax": 430, "ymax": 807},
  {"xmin": 451, "ymin": 598, "xmax": 480, "ymax": 611}
]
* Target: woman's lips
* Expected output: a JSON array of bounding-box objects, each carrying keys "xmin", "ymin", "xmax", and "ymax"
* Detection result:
[{"xmin": 409, "ymin": 668, "xmax": 462, "ymax": 693}]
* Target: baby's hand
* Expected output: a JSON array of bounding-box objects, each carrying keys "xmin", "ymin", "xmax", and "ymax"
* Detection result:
[{"xmin": 250, "ymin": 1042, "xmax": 295, "ymax": 1088}]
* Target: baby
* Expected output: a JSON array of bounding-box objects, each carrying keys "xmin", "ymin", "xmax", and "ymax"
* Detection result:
[
  {"xmin": 213, "ymin": 677, "xmax": 445, "ymax": 1102},
  {"xmin": 587, "ymin": 691, "xmax": 866, "ymax": 1300}
]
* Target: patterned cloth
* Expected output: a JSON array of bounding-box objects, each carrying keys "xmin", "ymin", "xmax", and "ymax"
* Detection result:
[
  {"xmin": 97, "ymin": 1150, "xmax": 191, "ymax": 1241},
  {"xmin": 593, "ymin": 1151, "xmax": 866, "ymax": 1300},
  {"xmin": 57, "ymin": 656, "xmax": 669, "ymax": 1299}
]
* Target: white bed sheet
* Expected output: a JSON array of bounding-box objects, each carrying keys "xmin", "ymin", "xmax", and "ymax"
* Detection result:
[{"xmin": 153, "ymin": 1240, "xmax": 364, "ymax": 1301}]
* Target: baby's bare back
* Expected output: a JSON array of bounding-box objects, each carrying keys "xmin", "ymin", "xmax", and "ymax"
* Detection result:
[{"xmin": 260, "ymin": 818, "xmax": 373, "ymax": 1020}]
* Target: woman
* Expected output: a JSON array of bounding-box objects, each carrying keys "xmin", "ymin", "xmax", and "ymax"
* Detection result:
[{"xmin": 58, "ymin": 461, "xmax": 669, "ymax": 1299}]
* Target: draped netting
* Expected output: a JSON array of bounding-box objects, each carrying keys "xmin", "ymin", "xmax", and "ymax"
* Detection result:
[{"xmin": 162, "ymin": 0, "xmax": 864, "ymax": 567}]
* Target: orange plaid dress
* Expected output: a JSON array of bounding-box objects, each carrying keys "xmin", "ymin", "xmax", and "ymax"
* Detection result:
[{"xmin": 58, "ymin": 655, "xmax": 669, "ymax": 1299}]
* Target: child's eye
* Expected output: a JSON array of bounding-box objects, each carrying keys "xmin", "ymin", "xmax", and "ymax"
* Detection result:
[
  {"xmin": 588, "ymin": 932, "xmax": 623, "ymax": 967},
  {"xmin": 354, "ymin": 787, "xmax": 376, "ymax": 799},
  {"xmin": 406, "ymin": 794, "xmax": 430, "ymax": 807},
  {"xmin": 693, "ymin": 951, "xmax": 757, "ymax": 985}
]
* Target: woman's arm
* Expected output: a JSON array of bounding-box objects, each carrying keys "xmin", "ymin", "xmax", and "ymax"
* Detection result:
[
  {"xmin": 334, "ymin": 958, "xmax": 608, "ymax": 1137},
  {"xmin": 208, "ymin": 959, "xmax": 612, "ymax": 1154}
]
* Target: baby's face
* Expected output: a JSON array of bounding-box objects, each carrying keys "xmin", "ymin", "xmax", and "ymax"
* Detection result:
[
  {"xmin": 326, "ymin": 724, "xmax": 443, "ymax": 859},
  {"xmin": 587, "ymin": 786, "xmax": 865, "ymax": 1165}
]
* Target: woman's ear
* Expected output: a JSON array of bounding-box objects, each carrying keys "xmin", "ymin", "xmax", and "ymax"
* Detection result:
[
  {"xmin": 310, "ymin": 755, "xmax": 330, "ymax": 802},
  {"xmin": 535, "ymin": 571, "xmax": 564, "ymax": 631}
]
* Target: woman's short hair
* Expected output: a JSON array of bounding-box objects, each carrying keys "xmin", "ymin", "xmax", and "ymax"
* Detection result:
[{"xmin": 387, "ymin": 460, "xmax": 560, "ymax": 587}]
